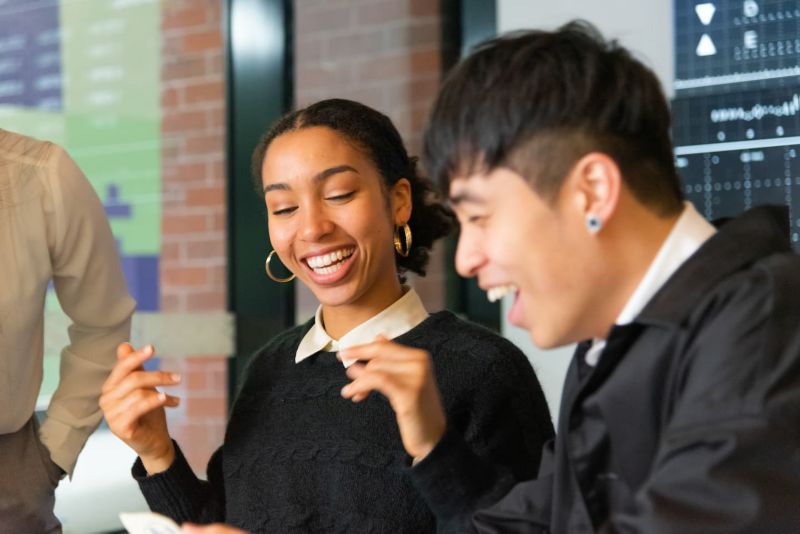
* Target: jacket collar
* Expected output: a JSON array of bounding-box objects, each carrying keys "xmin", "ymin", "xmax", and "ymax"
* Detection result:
[{"xmin": 637, "ymin": 205, "xmax": 790, "ymax": 326}]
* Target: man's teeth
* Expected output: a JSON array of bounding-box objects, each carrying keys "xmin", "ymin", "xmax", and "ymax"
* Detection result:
[
  {"xmin": 307, "ymin": 248, "xmax": 354, "ymax": 273},
  {"xmin": 487, "ymin": 284, "xmax": 517, "ymax": 303}
]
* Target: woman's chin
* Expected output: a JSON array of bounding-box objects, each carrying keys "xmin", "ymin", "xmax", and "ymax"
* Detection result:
[{"xmin": 309, "ymin": 282, "xmax": 361, "ymax": 309}]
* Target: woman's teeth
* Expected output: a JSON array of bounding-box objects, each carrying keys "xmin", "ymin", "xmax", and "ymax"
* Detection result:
[
  {"xmin": 487, "ymin": 284, "xmax": 517, "ymax": 302},
  {"xmin": 307, "ymin": 248, "xmax": 354, "ymax": 274}
]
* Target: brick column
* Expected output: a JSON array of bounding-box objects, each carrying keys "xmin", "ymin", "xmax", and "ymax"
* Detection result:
[
  {"xmin": 293, "ymin": 0, "xmax": 447, "ymax": 317},
  {"xmin": 160, "ymin": 0, "xmax": 228, "ymax": 474}
]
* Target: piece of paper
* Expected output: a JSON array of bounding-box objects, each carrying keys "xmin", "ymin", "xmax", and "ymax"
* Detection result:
[{"xmin": 119, "ymin": 511, "xmax": 181, "ymax": 534}]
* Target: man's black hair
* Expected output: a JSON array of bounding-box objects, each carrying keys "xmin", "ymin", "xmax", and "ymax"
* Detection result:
[{"xmin": 423, "ymin": 20, "xmax": 684, "ymax": 216}]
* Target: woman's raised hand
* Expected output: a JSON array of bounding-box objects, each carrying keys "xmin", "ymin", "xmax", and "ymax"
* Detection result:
[
  {"xmin": 99, "ymin": 343, "xmax": 181, "ymax": 474},
  {"xmin": 181, "ymin": 523, "xmax": 248, "ymax": 533},
  {"xmin": 339, "ymin": 336, "xmax": 446, "ymax": 462}
]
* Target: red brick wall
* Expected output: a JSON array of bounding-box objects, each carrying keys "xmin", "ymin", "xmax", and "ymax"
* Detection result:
[
  {"xmin": 160, "ymin": 0, "xmax": 227, "ymax": 474},
  {"xmin": 154, "ymin": 0, "xmax": 447, "ymax": 473},
  {"xmin": 295, "ymin": 0, "xmax": 440, "ymax": 153},
  {"xmin": 294, "ymin": 0, "xmax": 447, "ymax": 315}
]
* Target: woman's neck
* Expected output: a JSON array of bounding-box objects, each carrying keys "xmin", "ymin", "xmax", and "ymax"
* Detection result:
[{"xmin": 320, "ymin": 281, "xmax": 405, "ymax": 340}]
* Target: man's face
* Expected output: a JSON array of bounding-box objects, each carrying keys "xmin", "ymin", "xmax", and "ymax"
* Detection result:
[{"xmin": 449, "ymin": 167, "xmax": 595, "ymax": 349}]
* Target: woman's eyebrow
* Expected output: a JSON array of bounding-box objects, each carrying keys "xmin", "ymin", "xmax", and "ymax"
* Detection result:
[{"xmin": 263, "ymin": 165, "xmax": 359, "ymax": 194}]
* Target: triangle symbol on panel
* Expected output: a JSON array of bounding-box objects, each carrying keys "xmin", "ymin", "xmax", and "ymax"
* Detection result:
[
  {"xmin": 696, "ymin": 33, "xmax": 717, "ymax": 56},
  {"xmin": 695, "ymin": 3, "xmax": 716, "ymax": 25}
]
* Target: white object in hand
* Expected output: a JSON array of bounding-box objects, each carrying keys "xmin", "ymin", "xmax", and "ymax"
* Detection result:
[{"xmin": 119, "ymin": 511, "xmax": 181, "ymax": 534}]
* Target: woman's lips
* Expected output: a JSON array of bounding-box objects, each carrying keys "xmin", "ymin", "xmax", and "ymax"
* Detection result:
[{"xmin": 303, "ymin": 248, "xmax": 358, "ymax": 285}]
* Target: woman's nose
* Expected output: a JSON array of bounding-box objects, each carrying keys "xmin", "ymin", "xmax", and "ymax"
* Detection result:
[{"xmin": 299, "ymin": 207, "xmax": 335, "ymax": 241}]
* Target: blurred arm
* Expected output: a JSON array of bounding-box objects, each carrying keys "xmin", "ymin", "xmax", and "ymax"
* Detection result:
[{"xmin": 40, "ymin": 145, "xmax": 136, "ymax": 476}]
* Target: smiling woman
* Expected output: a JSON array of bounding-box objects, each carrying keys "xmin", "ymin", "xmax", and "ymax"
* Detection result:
[
  {"xmin": 261, "ymin": 125, "xmax": 410, "ymax": 335},
  {"xmin": 99, "ymin": 99, "xmax": 553, "ymax": 533},
  {"xmin": 252, "ymin": 99, "xmax": 453, "ymax": 281}
]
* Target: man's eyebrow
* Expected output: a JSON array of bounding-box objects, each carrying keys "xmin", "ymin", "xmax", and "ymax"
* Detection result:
[
  {"xmin": 263, "ymin": 165, "xmax": 359, "ymax": 194},
  {"xmin": 448, "ymin": 191, "xmax": 485, "ymax": 206}
]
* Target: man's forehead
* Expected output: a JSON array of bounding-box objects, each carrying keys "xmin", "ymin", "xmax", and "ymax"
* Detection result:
[{"xmin": 449, "ymin": 166, "xmax": 539, "ymax": 209}]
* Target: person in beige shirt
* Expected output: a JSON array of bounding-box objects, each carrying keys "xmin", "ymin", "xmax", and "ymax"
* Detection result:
[{"xmin": 0, "ymin": 129, "xmax": 135, "ymax": 532}]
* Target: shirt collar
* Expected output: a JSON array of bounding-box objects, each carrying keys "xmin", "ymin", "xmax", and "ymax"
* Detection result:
[
  {"xmin": 295, "ymin": 286, "xmax": 429, "ymax": 367},
  {"xmin": 586, "ymin": 202, "xmax": 717, "ymax": 365},
  {"xmin": 616, "ymin": 201, "xmax": 717, "ymax": 325}
]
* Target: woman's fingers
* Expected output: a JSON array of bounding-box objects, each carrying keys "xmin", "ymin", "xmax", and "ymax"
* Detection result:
[
  {"xmin": 106, "ymin": 370, "xmax": 181, "ymax": 401},
  {"xmin": 110, "ymin": 388, "xmax": 172, "ymax": 418},
  {"xmin": 339, "ymin": 337, "xmax": 399, "ymax": 361},
  {"xmin": 341, "ymin": 371, "xmax": 378, "ymax": 399},
  {"xmin": 340, "ymin": 338, "xmax": 428, "ymax": 364},
  {"xmin": 100, "ymin": 344, "xmax": 181, "ymax": 441},
  {"xmin": 340, "ymin": 340, "xmax": 421, "ymax": 401},
  {"xmin": 116, "ymin": 342, "xmax": 135, "ymax": 360},
  {"xmin": 106, "ymin": 389, "xmax": 180, "ymax": 429},
  {"xmin": 101, "ymin": 390, "xmax": 177, "ymax": 432},
  {"xmin": 339, "ymin": 337, "xmax": 446, "ymax": 459},
  {"xmin": 105, "ymin": 390, "xmax": 178, "ymax": 439},
  {"xmin": 182, "ymin": 523, "xmax": 248, "ymax": 534},
  {"xmin": 342, "ymin": 367, "xmax": 409, "ymax": 404},
  {"xmin": 103, "ymin": 345, "xmax": 156, "ymax": 392}
]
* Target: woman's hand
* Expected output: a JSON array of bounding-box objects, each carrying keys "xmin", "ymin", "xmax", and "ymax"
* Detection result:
[
  {"xmin": 99, "ymin": 343, "xmax": 181, "ymax": 474},
  {"xmin": 181, "ymin": 523, "xmax": 248, "ymax": 534},
  {"xmin": 339, "ymin": 336, "xmax": 446, "ymax": 462}
]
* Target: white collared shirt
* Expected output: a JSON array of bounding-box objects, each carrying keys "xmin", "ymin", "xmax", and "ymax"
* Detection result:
[
  {"xmin": 585, "ymin": 202, "xmax": 717, "ymax": 366},
  {"xmin": 295, "ymin": 287, "xmax": 429, "ymax": 367}
]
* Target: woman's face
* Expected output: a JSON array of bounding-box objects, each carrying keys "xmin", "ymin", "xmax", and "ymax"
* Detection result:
[{"xmin": 261, "ymin": 126, "xmax": 411, "ymax": 311}]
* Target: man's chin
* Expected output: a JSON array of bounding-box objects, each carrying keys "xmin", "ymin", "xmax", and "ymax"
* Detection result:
[
  {"xmin": 506, "ymin": 289, "xmax": 528, "ymax": 328},
  {"xmin": 527, "ymin": 327, "xmax": 565, "ymax": 350},
  {"xmin": 509, "ymin": 315, "xmax": 529, "ymax": 330}
]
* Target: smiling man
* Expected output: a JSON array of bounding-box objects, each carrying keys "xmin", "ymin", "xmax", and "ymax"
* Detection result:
[{"xmin": 341, "ymin": 20, "xmax": 800, "ymax": 533}]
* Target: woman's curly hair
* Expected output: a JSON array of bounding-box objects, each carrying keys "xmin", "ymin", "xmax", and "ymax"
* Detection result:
[{"xmin": 252, "ymin": 98, "xmax": 455, "ymax": 281}]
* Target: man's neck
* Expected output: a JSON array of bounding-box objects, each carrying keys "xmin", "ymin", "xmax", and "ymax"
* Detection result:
[{"xmin": 590, "ymin": 203, "xmax": 682, "ymax": 339}]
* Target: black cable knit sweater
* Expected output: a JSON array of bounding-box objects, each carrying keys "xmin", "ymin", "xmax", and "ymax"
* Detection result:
[{"xmin": 133, "ymin": 311, "xmax": 553, "ymax": 533}]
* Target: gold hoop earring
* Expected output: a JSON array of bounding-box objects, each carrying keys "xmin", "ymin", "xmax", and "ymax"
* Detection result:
[
  {"xmin": 394, "ymin": 223, "xmax": 412, "ymax": 257},
  {"xmin": 265, "ymin": 250, "xmax": 295, "ymax": 283}
]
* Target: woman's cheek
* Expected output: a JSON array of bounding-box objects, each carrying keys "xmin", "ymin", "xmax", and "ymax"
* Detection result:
[{"xmin": 268, "ymin": 223, "xmax": 294, "ymax": 256}]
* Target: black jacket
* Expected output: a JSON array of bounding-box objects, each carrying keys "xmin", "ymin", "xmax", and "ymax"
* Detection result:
[{"xmin": 414, "ymin": 206, "xmax": 800, "ymax": 533}]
